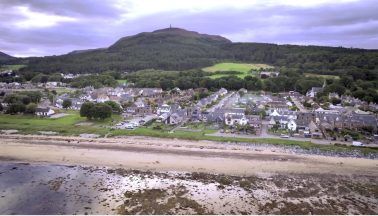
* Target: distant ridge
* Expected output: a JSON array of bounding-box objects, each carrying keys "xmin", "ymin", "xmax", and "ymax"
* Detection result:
[
  {"xmin": 8, "ymin": 27, "xmax": 378, "ymax": 74},
  {"xmin": 0, "ymin": 51, "xmax": 15, "ymax": 61}
]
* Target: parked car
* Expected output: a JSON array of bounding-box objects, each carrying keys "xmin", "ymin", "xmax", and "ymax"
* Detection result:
[
  {"xmin": 280, "ymin": 134, "xmax": 289, "ymax": 138},
  {"xmin": 352, "ymin": 141, "xmax": 364, "ymax": 147}
]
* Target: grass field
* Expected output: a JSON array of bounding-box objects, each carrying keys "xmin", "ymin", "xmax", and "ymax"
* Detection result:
[
  {"xmin": 0, "ymin": 111, "xmax": 121, "ymax": 136},
  {"xmin": 202, "ymin": 63, "xmax": 274, "ymax": 79},
  {"xmin": 0, "ymin": 64, "xmax": 26, "ymax": 71},
  {"xmin": 0, "ymin": 113, "xmax": 377, "ymax": 155},
  {"xmin": 117, "ymin": 79, "xmax": 128, "ymax": 85},
  {"xmin": 304, "ymin": 73, "xmax": 340, "ymax": 80}
]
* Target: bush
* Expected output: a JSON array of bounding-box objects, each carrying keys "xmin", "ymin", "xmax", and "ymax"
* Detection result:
[
  {"xmin": 62, "ymin": 99, "xmax": 72, "ymax": 109},
  {"xmin": 80, "ymin": 102, "xmax": 95, "ymax": 119},
  {"xmin": 80, "ymin": 102, "xmax": 112, "ymax": 120},
  {"xmin": 25, "ymin": 103, "xmax": 37, "ymax": 114},
  {"xmin": 153, "ymin": 125, "xmax": 163, "ymax": 130},
  {"xmin": 104, "ymin": 101, "xmax": 122, "ymax": 113}
]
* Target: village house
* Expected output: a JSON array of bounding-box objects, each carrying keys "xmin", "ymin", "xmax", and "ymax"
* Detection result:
[
  {"xmin": 55, "ymin": 95, "xmax": 84, "ymax": 110},
  {"xmin": 296, "ymin": 112, "xmax": 315, "ymax": 130},
  {"xmin": 189, "ymin": 106, "xmax": 202, "ymax": 121},
  {"xmin": 328, "ymin": 92, "xmax": 340, "ymax": 99},
  {"xmin": 343, "ymin": 112, "xmax": 377, "ymax": 132},
  {"xmin": 260, "ymin": 71, "xmax": 280, "ymax": 79},
  {"xmin": 45, "ymin": 82, "xmax": 66, "ymax": 88},
  {"xmin": 287, "ymin": 119, "xmax": 297, "ymax": 131},
  {"xmin": 126, "ymin": 99, "xmax": 153, "ymax": 116},
  {"xmin": 201, "ymin": 111, "xmax": 224, "ymax": 124},
  {"xmin": 306, "ymin": 87, "xmax": 323, "ymax": 98},
  {"xmin": 139, "ymin": 88, "xmax": 163, "ymax": 98},
  {"xmin": 309, "ymin": 121, "xmax": 323, "ymax": 138},
  {"xmin": 165, "ymin": 112, "xmax": 183, "ymax": 125},
  {"xmin": 157, "ymin": 104, "xmax": 171, "ymax": 115},
  {"xmin": 247, "ymin": 115, "xmax": 262, "ymax": 134},
  {"xmin": 157, "ymin": 112, "xmax": 170, "ymax": 123},
  {"xmin": 35, "ymin": 107, "xmax": 55, "ymax": 117},
  {"xmin": 225, "ymin": 114, "xmax": 248, "ymax": 126}
]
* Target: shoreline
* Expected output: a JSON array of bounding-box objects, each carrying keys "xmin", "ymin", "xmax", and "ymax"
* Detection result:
[
  {"xmin": 1, "ymin": 134, "xmax": 377, "ymax": 176},
  {"xmin": 1, "ymin": 162, "xmax": 376, "ymax": 214}
]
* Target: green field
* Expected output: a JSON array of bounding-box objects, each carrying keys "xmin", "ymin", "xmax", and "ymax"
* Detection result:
[
  {"xmin": 304, "ymin": 73, "xmax": 340, "ymax": 80},
  {"xmin": 117, "ymin": 79, "xmax": 128, "ymax": 85},
  {"xmin": 202, "ymin": 63, "xmax": 274, "ymax": 79},
  {"xmin": 0, "ymin": 64, "xmax": 26, "ymax": 71},
  {"xmin": 0, "ymin": 111, "xmax": 121, "ymax": 136},
  {"xmin": 0, "ymin": 113, "xmax": 376, "ymax": 155}
]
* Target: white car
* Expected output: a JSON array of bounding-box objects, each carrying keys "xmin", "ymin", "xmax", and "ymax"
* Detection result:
[
  {"xmin": 352, "ymin": 141, "xmax": 364, "ymax": 147},
  {"xmin": 280, "ymin": 134, "xmax": 289, "ymax": 138}
]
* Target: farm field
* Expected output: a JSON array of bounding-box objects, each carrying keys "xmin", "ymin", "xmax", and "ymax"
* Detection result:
[{"xmin": 202, "ymin": 62, "xmax": 274, "ymax": 79}]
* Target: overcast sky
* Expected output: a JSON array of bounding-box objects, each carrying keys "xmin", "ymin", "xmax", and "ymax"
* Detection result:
[{"xmin": 1, "ymin": 0, "xmax": 377, "ymax": 57}]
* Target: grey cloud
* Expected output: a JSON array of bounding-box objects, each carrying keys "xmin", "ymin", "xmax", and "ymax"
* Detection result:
[
  {"xmin": 0, "ymin": 0, "xmax": 122, "ymax": 18},
  {"xmin": 1, "ymin": 0, "xmax": 378, "ymax": 57}
]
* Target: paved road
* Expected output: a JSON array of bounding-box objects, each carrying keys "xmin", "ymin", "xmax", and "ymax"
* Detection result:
[
  {"xmin": 291, "ymin": 96, "xmax": 307, "ymax": 112},
  {"xmin": 206, "ymin": 92, "xmax": 236, "ymax": 112},
  {"xmin": 206, "ymin": 132, "xmax": 378, "ymax": 146}
]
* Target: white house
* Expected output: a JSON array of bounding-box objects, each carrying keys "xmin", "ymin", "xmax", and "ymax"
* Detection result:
[
  {"xmin": 157, "ymin": 112, "xmax": 170, "ymax": 123},
  {"xmin": 270, "ymin": 109, "xmax": 281, "ymax": 117},
  {"xmin": 157, "ymin": 104, "xmax": 171, "ymax": 115},
  {"xmin": 287, "ymin": 119, "xmax": 297, "ymax": 131},
  {"xmin": 96, "ymin": 94, "xmax": 109, "ymax": 103},
  {"xmin": 35, "ymin": 107, "xmax": 55, "ymax": 117},
  {"xmin": 225, "ymin": 114, "xmax": 248, "ymax": 126}
]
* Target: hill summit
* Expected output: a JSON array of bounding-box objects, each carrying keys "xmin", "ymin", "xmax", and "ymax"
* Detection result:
[
  {"xmin": 0, "ymin": 51, "xmax": 15, "ymax": 62},
  {"xmin": 15, "ymin": 27, "xmax": 378, "ymax": 75},
  {"xmin": 23, "ymin": 27, "xmax": 231, "ymax": 73}
]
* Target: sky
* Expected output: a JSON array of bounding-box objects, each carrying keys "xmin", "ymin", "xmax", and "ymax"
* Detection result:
[{"xmin": 0, "ymin": 0, "xmax": 378, "ymax": 57}]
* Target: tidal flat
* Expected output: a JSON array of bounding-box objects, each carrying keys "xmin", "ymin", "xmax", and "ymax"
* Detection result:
[{"xmin": 0, "ymin": 162, "xmax": 377, "ymax": 214}]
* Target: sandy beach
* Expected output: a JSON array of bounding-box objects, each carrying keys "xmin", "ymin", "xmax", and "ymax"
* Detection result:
[
  {"xmin": 1, "ymin": 134, "xmax": 377, "ymax": 214},
  {"xmin": 1, "ymin": 134, "xmax": 377, "ymax": 176}
]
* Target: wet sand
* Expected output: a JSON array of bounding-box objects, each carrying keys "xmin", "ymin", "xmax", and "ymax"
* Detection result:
[
  {"xmin": 0, "ymin": 163, "xmax": 377, "ymax": 214},
  {"xmin": 0, "ymin": 134, "xmax": 377, "ymax": 176}
]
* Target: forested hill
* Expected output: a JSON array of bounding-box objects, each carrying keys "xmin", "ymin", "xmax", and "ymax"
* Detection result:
[
  {"xmin": 10, "ymin": 28, "xmax": 378, "ymax": 75},
  {"xmin": 0, "ymin": 51, "xmax": 15, "ymax": 63},
  {"xmin": 21, "ymin": 28, "xmax": 232, "ymax": 73}
]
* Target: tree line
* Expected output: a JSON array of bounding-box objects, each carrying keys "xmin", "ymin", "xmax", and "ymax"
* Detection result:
[
  {"xmin": 126, "ymin": 69, "xmax": 378, "ymax": 103},
  {"xmin": 1, "ymin": 91, "xmax": 42, "ymax": 114}
]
